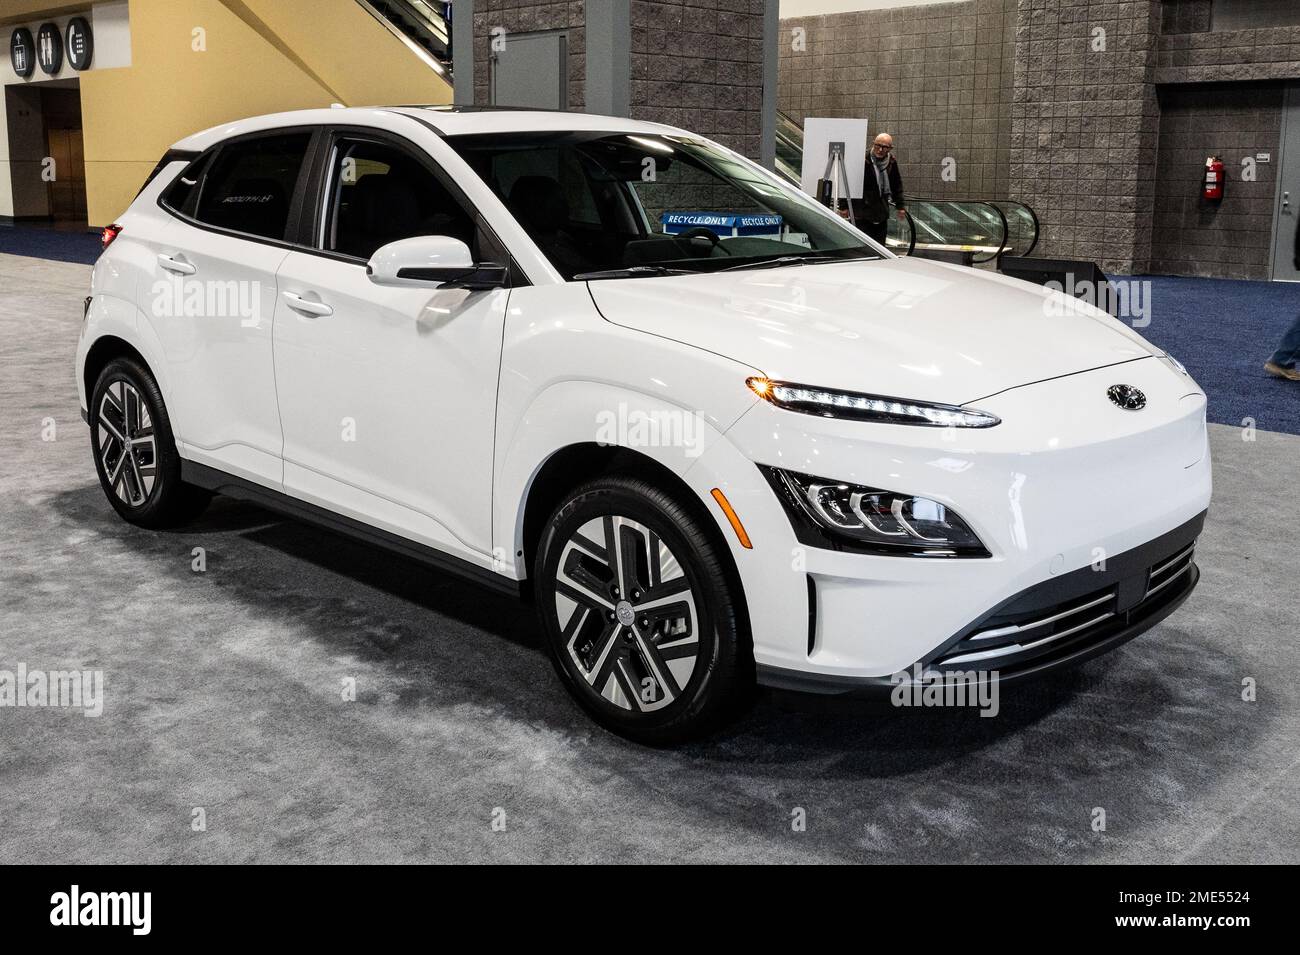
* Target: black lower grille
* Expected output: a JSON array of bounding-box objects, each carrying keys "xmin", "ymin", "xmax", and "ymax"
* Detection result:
[{"xmin": 930, "ymin": 525, "xmax": 1201, "ymax": 676}]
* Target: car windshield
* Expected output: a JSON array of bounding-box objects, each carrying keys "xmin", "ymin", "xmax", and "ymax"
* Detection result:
[{"xmin": 445, "ymin": 130, "xmax": 881, "ymax": 280}]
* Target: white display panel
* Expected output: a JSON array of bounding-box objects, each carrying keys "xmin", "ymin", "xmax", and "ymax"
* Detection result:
[{"xmin": 799, "ymin": 117, "xmax": 869, "ymax": 200}]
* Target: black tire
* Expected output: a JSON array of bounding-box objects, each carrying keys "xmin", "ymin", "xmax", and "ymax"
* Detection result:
[
  {"xmin": 89, "ymin": 357, "xmax": 210, "ymax": 528},
  {"xmin": 535, "ymin": 475, "xmax": 751, "ymax": 744}
]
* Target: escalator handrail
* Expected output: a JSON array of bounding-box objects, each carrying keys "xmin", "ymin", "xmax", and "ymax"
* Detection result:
[
  {"xmin": 990, "ymin": 199, "xmax": 1040, "ymax": 259},
  {"xmin": 987, "ymin": 200, "xmax": 1009, "ymax": 264},
  {"xmin": 899, "ymin": 208, "xmax": 917, "ymax": 257},
  {"xmin": 390, "ymin": 0, "xmax": 450, "ymax": 44},
  {"xmin": 903, "ymin": 195, "xmax": 1039, "ymax": 262},
  {"xmin": 356, "ymin": 0, "xmax": 452, "ymax": 76},
  {"xmin": 899, "ymin": 196, "xmax": 1003, "ymax": 262}
]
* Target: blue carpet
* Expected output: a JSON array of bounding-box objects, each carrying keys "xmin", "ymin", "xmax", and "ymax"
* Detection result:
[
  {"xmin": 0, "ymin": 225, "xmax": 101, "ymax": 265},
  {"xmin": 1125, "ymin": 275, "xmax": 1300, "ymax": 437}
]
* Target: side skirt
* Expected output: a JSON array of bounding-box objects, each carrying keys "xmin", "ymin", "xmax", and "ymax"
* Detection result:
[{"xmin": 181, "ymin": 460, "xmax": 521, "ymax": 598}]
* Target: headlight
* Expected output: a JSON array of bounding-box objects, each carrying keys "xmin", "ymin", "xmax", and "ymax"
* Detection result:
[
  {"xmin": 747, "ymin": 377, "xmax": 999, "ymax": 428},
  {"xmin": 762, "ymin": 467, "xmax": 990, "ymax": 557}
]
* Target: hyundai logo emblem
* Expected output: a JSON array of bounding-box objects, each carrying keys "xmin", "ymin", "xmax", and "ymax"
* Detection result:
[{"xmin": 1107, "ymin": 384, "xmax": 1146, "ymax": 410}]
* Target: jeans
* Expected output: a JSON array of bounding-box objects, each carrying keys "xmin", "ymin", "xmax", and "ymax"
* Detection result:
[{"xmin": 1271, "ymin": 313, "xmax": 1300, "ymax": 367}]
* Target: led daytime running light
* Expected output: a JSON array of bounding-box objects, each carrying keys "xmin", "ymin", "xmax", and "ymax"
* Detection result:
[{"xmin": 747, "ymin": 378, "xmax": 999, "ymax": 428}]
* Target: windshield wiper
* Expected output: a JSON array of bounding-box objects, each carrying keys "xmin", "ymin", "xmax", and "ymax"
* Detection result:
[
  {"xmin": 716, "ymin": 254, "xmax": 856, "ymax": 273},
  {"xmin": 574, "ymin": 265, "xmax": 698, "ymax": 281}
]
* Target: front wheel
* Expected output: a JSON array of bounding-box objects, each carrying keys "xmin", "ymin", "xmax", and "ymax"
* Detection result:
[{"xmin": 534, "ymin": 476, "xmax": 750, "ymax": 744}]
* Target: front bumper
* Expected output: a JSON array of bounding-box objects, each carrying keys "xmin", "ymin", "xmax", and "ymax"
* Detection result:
[
  {"xmin": 757, "ymin": 511, "xmax": 1204, "ymax": 694},
  {"xmin": 683, "ymin": 356, "xmax": 1213, "ymax": 687}
]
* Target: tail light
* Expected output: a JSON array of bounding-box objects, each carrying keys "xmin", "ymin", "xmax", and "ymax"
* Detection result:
[{"xmin": 100, "ymin": 223, "xmax": 123, "ymax": 251}]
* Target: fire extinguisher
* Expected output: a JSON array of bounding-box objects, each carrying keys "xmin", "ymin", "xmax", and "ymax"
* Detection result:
[{"xmin": 1203, "ymin": 156, "xmax": 1225, "ymax": 203}]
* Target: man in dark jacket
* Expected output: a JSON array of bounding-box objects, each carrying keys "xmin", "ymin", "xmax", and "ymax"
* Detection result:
[
  {"xmin": 845, "ymin": 133, "xmax": 906, "ymax": 246},
  {"xmin": 1264, "ymin": 218, "xmax": 1300, "ymax": 380}
]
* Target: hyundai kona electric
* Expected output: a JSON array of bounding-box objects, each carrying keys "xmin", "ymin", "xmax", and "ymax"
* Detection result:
[{"xmin": 77, "ymin": 107, "xmax": 1211, "ymax": 742}]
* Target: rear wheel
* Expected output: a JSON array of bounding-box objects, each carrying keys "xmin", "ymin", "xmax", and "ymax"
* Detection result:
[
  {"xmin": 535, "ymin": 476, "xmax": 750, "ymax": 744},
  {"xmin": 90, "ymin": 357, "xmax": 210, "ymax": 528}
]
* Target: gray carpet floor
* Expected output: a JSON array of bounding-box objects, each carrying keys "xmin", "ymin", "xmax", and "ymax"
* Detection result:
[{"xmin": 1, "ymin": 252, "xmax": 1297, "ymax": 864}]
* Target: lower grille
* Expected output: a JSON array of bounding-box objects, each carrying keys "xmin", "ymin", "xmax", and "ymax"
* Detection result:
[
  {"xmin": 1146, "ymin": 542, "xmax": 1196, "ymax": 599},
  {"xmin": 932, "ymin": 537, "xmax": 1199, "ymax": 674},
  {"xmin": 938, "ymin": 589, "xmax": 1119, "ymax": 666}
]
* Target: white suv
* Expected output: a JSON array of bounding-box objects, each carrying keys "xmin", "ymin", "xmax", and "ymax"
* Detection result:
[{"xmin": 77, "ymin": 106, "xmax": 1211, "ymax": 742}]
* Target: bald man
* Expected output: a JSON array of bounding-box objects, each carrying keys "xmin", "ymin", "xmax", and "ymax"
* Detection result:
[{"xmin": 848, "ymin": 133, "xmax": 907, "ymax": 246}]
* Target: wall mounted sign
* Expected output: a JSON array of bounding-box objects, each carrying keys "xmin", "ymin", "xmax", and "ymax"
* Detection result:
[
  {"xmin": 10, "ymin": 27, "xmax": 35, "ymax": 78},
  {"xmin": 66, "ymin": 17, "xmax": 93, "ymax": 71},
  {"xmin": 36, "ymin": 21, "xmax": 63, "ymax": 75}
]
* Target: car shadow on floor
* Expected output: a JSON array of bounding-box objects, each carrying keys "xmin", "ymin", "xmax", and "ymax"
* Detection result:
[
  {"xmin": 48, "ymin": 483, "xmax": 1267, "ymax": 861},
  {"xmin": 177, "ymin": 491, "xmax": 541, "ymax": 652},
  {"xmin": 54, "ymin": 485, "xmax": 1095, "ymax": 732}
]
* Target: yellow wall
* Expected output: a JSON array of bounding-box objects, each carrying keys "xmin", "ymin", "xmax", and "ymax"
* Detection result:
[{"xmin": 77, "ymin": 0, "xmax": 451, "ymax": 226}]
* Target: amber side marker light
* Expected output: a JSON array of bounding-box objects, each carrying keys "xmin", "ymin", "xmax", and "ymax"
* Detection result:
[{"xmin": 710, "ymin": 488, "xmax": 753, "ymax": 550}]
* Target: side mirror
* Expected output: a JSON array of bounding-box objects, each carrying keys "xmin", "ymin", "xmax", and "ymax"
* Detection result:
[{"xmin": 366, "ymin": 235, "xmax": 508, "ymax": 290}]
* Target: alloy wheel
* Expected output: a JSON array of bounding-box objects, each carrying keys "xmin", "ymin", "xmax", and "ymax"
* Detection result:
[
  {"xmin": 553, "ymin": 515, "xmax": 701, "ymax": 712},
  {"xmin": 96, "ymin": 379, "xmax": 157, "ymax": 507}
]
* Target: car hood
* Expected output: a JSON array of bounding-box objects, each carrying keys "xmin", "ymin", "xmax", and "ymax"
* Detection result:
[{"xmin": 586, "ymin": 256, "xmax": 1156, "ymax": 406}]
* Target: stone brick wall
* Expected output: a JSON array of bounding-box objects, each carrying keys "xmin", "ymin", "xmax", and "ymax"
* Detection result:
[
  {"xmin": 779, "ymin": 0, "xmax": 1016, "ymax": 201},
  {"xmin": 1149, "ymin": 82, "xmax": 1283, "ymax": 279},
  {"xmin": 1008, "ymin": 0, "xmax": 1162, "ymax": 275},
  {"xmin": 1154, "ymin": 26, "xmax": 1300, "ymax": 85},
  {"xmin": 469, "ymin": 0, "xmax": 766, "ymax": 161},
  {"xmin": 471, "ymin": 0, "xmax": 1300, "ymax": 278},
  {"xmin": 629, "ymin": 0, "xmax": 768, "ymax": 160},
  {"xmin": 1214, "ymin": 0, "xmax": 1300, "ymax": 32},
  {"xmin": 472, "ymin": 1, "xmax": 587, "ymax": 111},
  {"xmin": 1160, "ymin": 0, "xmax": 1211, "ymax": 35}
]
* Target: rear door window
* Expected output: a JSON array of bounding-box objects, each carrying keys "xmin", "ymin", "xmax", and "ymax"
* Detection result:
[{"xmin": 192, "ymin": 132, "xmax": 313, "ymax": 241}]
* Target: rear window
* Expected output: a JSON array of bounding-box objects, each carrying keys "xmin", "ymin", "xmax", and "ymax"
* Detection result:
[{"xmin": 190, "ymin": 132, "xmax": 313, "ymax": 241}]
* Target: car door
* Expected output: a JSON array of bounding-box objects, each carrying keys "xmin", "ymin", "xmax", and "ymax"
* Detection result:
[
  {"xmin": 148, "ymin": 129, "xmax": 317, "ymax": 488},
  {"xmin": 272, "ymin": 129, "xmax": 511, "ymax": 566}
]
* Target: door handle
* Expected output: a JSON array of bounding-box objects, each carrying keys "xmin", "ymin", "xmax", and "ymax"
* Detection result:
[
  {"xmin": 282, "ymin": 291, "xmax": 333, "ymax": 317},
  {"xmin": 157, "ymin": 253, "xmax": 196, "ymax": 275}
]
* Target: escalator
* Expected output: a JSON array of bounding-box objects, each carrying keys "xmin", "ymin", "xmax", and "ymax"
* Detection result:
[
  {"xmin": 776, "ymin": 110, "xmax": 804, "ymax": 186},
  {"xmin": 893, "ymin": 197, "xmax": 1039, "ymax": 261},
  {"xmin": 773, "ymin": 110, "xmax": 1038, "ymax": 261},
  {"xmin": 357, "ymin": 0, "xmax": 454, "ymax": 77}
]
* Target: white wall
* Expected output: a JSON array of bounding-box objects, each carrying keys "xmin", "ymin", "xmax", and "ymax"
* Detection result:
[
  {"xmin": 90, "ymin": 1, "xmax": 132, "ymax": 71},
  {"xmin": 780, "ymin": 0, "xmax": 959, "ymax": 15}
]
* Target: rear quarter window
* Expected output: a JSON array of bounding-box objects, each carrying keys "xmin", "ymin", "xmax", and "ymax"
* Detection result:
[{"xmin": 159, "ymin": 153, "xmax": 212, "ymax": 219}]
